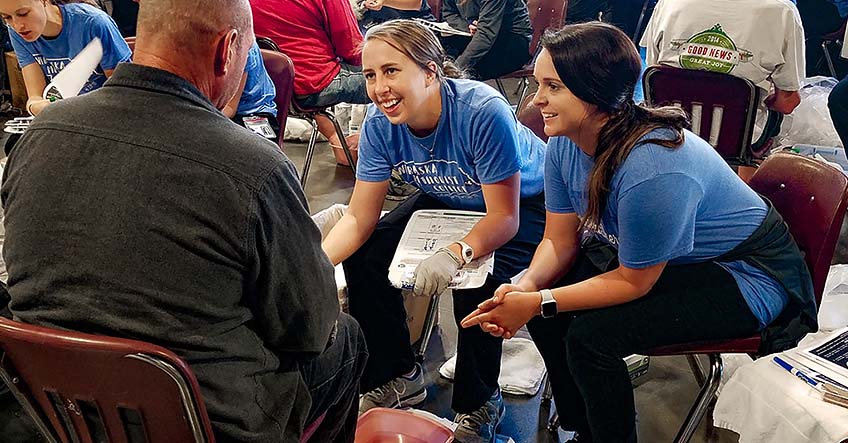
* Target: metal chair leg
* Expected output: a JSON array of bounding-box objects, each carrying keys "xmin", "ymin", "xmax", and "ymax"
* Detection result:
[
  {"xmin": 673, "ymin": 353, "xmax": 723, "ymax": 443},
  {"xmin": 823, "ymin": 41, "xmax": 838, "ymax": 78},
  {"xmin": 414, "ymin": 293, "xmax": 441, "ymax": 362},
  {"xmin": 541, "ymin": 373, "xmax": 553, "ymax": 404},
  {"xmin": 300, "ymin": 116, "xmax": 320, "ymax": 188},
  {"xmin": 686, "ymin": 354, "xmax": 706, "ymax": 387},
  {"xmin": 515, "ymin": 78, "xmax": 530, "ymax": 109},
  {"xmin": 320, "ymin": 111, "xmax": 356, "ymax": 176},
  {"xmin": 495, "ymin": 79, "xmax": 508, "ymax": 99},
  {"xmin": 548, "ymin": 411, "xmax": 560, "ymax": 433}
]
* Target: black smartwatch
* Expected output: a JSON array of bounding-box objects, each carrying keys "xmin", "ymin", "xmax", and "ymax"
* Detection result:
[{"xmin": 540, "ymin": 289, "xmax": 557, "ymax": 318}]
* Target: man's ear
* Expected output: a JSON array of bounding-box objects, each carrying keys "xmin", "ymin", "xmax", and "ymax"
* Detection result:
[{"xmin": 214, "ymin": 29, "xmax": 239, "ymax": 76}]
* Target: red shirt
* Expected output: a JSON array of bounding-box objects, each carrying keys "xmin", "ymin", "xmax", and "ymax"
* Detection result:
[{"xmin": 251, "ymin": 0, "xmax": 363, "ymax": 96}]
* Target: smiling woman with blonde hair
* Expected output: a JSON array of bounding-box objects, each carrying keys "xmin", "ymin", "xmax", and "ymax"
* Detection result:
[
  {"xmin": 0, "ymin": 0, "xmax": 131, "ymax": 115},
  {"xmin": 322, "ymin": 18, "xmax": 545, "ymax": 443}
]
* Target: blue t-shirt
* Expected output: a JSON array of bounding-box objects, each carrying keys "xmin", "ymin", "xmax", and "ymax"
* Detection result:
[
  {"xmin": 357, "ymin": 79, "xmax": 546, "ymax": 211},
  {"xmin": 9, "ymin": 3, "xmax": 132, "ymax": 95},
  {"xmin": 237, "ymin": 42, "xmax": 277, "ymax": 117},
  {"xmin": 545, "ymin": 129, "xmax": 788, "ymax": 329}
]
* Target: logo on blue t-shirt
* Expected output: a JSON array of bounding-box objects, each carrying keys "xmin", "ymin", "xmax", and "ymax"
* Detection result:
[{"xmin": 395, "ymin": 159, "xmax": 481, "ymax": 200}]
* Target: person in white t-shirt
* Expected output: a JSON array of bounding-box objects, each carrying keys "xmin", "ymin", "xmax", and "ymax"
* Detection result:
[{"xmin": 640, "ymin": 0, "xmax": 805, "ymax": 115}]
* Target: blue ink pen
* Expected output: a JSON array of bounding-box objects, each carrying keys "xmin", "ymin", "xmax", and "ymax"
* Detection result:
[{"xmin": 773, "ymin": 355, "xmax": 820, "ymax": 389}]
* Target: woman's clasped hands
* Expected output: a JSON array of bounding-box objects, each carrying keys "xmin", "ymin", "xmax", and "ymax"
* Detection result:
[{"xmin": 460, "ymin": 283, "xmax": 542, "ymax": 339}]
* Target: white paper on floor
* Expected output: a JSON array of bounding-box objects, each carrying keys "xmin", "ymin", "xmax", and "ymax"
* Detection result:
[{"xmin": 439, "ymin": 337, "xmax": 546, "ymax": 396}]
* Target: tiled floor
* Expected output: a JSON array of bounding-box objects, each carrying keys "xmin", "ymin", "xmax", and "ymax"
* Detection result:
[{"xmin": 290, "ymin": 137, "xmax": 741, "ymax": 443}]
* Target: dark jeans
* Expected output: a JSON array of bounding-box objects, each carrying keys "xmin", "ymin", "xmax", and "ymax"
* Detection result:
[
  {"xmin": 296, "ymin": 64, "xmax": 370, "ymax": 109},
  {"xmin": 441, "ymin": 32, "xmax": 532, "ymax": 81},
  {"xmin": 300, "ymin": 312, "xmax": 369, "ymax": 442},
  {"xmin": 344, "ymin": 192, "xmax": 545, "ymax": 413},
  {"xmin": 528, "ymin": 240, "xmax": 760, "ymax": 442},
  {"xmin": 830, "ymin": 75, "xmax": 848, "ymax": 148}
]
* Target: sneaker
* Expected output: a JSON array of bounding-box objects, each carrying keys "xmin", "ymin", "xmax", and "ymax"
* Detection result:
[
  {"xmin": 453, "ymin": 388, "xmax": 506, "ymax": 443},
  {"xmin": 386, "ymin": 171, "xmax": 419, "ymax": 201},
  {"xmin": 359, "ymin": 363, "xmax": 427, "ymax": 414}
]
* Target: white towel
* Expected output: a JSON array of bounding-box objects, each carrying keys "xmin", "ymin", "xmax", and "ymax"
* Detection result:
[
  {"xmin": 714, "ymin": 333, "xmax": 848, "ymax": 443},
  {"xmin": 439, "ymin": 337, "xmax": 546, "ymax": 396}
]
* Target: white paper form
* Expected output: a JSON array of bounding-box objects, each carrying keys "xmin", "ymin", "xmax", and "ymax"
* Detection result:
[{"xmin": 388, "ymin": 209, "xmax": 494, "ymax": 290}]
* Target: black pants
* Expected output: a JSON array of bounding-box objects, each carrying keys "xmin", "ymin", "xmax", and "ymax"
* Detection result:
[
  {"xmin": 441, "ymin": 32, "xmax": 532, "ymax": 81},
  {"xmin": 797, "ymin": 0, "xmax": 845, "ymax": 77},
  {"xmin": 528, "ymin": 240, "xmax": 760, "ymax": 442},
  {"xmin": 300, "ymin": 312, "xmax": 369, "ymax": 442},
  {"xmin": 830, "ymin": 75, "xmax": 848, "ymax": 148},
  {"xmin": 344, "ymin": 192, "xmax": 545, "ymax": 413}
]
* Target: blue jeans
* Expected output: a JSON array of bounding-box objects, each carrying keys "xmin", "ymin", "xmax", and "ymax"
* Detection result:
[{"xmin": 296, "ymin": 64, "xmax": 370, "ymax": 108}]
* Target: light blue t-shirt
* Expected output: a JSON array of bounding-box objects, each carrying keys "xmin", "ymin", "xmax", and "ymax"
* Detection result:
[
  {"xmin": 545, "ymin": 129, "xmax": 788, "ymax": 329},
  {"xmin": 237, "ymin": 42, "xmax": 277, "ymax": 117},
  {"xmin": 357, "ymin": 79, "xmax": 546, "ymax": 211},
  {"xmin": 9, "ymin": 3, "xmax": 132, "ymax": 95}
]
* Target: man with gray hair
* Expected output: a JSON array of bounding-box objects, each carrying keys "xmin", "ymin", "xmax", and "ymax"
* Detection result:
[{"xmin": 1, "ymin": 0, "xmax": 367, "ymax": 441}]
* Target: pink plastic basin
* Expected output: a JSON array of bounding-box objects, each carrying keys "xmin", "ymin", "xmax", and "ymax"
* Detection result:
[{"xmin": 355, "ymin": 408, "xmax": 454, "ymax": 443}]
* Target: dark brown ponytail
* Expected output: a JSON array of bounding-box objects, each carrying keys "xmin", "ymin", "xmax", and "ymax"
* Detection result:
[{"xmin": 541, "ymin": 22, "xmax": 689, "ymax": 232}]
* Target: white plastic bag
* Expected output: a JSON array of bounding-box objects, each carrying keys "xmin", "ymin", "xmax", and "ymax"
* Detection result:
[
  {"xmin": 283, "ymin": 117, "xmax": 324, "ymax": 142},
  {"xmin": 773, "ymin": 76, "xmax": 842, "ymax": 148},
  {"xmin": 820, "ymin": 264, "xmax": 848, "ymax": 331}
]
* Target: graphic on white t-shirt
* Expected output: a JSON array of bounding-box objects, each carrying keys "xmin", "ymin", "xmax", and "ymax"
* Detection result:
[{"xmin": 669, "ymin": 24, "xmax": 753, "ymax": 74}]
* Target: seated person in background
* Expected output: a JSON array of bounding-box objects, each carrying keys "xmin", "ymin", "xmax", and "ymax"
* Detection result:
[
  {"xmin": 829, "ymin": 25, "xmax": 848, "ymax": 148},
  {"xmin": 323, "ymin": 19, "xmax": 546, "ymax": 443},
  {"xmin": 110, "ymin": 0, "xmax": 139, "ymax": 37},
  {"xmin": 356, "ymin": 0, "xmax": 436, "ymax": 29},
  {"xmin": 251, "ymin": 0, "xmax": 369, "ymax": 149},
  {"xmin": 641, "ymin": 0, "xmax": 805, "ymax": 115},
  {"xmin": 798, "ymin": 0, "xmax": 846, "ymax": 77},
  {"xmin": 441, "ymin": 0, "xmax": 532, "ymax": 80},
  {"xmin": 1, "ymin": 0, "xmax": 367, "ymax": 441},
  {"xmin": 462, "ymin": 22, "xmax": 816, "ymax": 442},
  {"xmin": 1, "ymin": 0, "xmax": 132, "ymax": 116},
  {"xmin": 222, "ymin": 41, "xmax": 279, "ymax": 138}
]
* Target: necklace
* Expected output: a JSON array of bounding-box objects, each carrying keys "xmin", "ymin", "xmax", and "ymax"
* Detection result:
[{"xmin": 412, "ymin": 124, "xmax": 440, "ymax": 160}]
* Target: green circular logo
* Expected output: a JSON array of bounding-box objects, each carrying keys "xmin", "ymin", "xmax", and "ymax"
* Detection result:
[{"xmin": 679, "ymin": 24, "xmax": 739, "ymax": 74}]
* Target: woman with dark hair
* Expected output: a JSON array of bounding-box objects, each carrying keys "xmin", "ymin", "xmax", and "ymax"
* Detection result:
[
  {"xmin": 0, "ymin": 0, "xmax": 131, "ymax": 115},
  {"xmin": 322, "ymin": 19, "xmax": 545, "ymax": 443},
  {"xmin": 440, "ymin": 0, "xmax": 532, "ymax": 80},
  {"xmin": 462, "ymin": 22, "xmax": 816, "ymax": 442}
]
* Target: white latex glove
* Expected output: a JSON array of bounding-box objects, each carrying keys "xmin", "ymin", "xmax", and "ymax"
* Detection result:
[{"xmin": 412, "ymin": 248, "xmax": 461, "ymax": 297}]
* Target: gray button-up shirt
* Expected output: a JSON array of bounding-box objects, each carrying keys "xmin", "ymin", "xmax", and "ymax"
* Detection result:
[{"xmin": 2, "ymin": 63, "xmax": 339, "ymax": 442}]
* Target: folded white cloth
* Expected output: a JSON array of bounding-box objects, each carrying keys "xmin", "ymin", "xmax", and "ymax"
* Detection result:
[
  {"xmin": 714, "ymin": 333, "xmax": 848, "ymax": 443},
  {"xmin": 439, "ymin": 337, "xmax": 546, "ymax": 396}
]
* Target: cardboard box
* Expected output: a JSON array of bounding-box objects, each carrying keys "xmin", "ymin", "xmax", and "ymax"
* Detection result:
[{"xmin": 5, "ymin": 51, "xmax": 26, "ymax": 111}]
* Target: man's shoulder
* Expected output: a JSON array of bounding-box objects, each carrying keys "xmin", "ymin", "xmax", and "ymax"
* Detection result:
[{"xmin": 35, "ymin": 90, "xmax": 292, "ymax": 191}]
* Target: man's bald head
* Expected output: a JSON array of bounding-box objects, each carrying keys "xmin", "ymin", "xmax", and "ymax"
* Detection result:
[
  {"xmin": 133, "ymin": 0, "xmax": 254, "ymax": 110},
  {"xmin": 136, "ymin": 0, "xmax": 252, "ymax": 54}
]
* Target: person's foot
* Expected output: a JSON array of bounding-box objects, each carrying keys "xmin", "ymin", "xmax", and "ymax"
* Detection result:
[
  {"xmin": 359, "ymin": 363, "xmax": 427, "ymax": 414},
  {"xmin": 386, "ymin": 171, "xmax": 418, "ymax": 201},
  {"xmin": 453, "ymin": 388, "xmax": 505, "ymax": 443}
]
